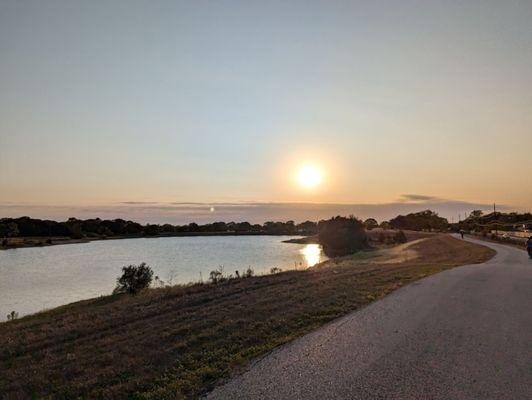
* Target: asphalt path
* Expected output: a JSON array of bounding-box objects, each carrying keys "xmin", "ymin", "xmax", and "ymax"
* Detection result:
[{"xmin": 207, "ymin": 236, "xmax": 532, "ymax": 399}]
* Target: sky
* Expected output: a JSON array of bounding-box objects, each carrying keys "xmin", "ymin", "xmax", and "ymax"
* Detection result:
[{"xmin": 1, "ymin": 1, "xmax": 531, "ymax": 223}]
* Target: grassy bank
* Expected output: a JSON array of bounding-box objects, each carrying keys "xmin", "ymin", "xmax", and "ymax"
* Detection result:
[{"xmin": 0, "ymin": 235, "xmax": 494, "ymax": 399}]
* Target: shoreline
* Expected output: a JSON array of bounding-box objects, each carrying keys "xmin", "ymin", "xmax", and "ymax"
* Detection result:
[
  {"xmin": 0, "ymin": 232, "xmax": 310, "ymax": 250},
  {"xmin": 282, "ymin": 235, "xmax": 319, "ymax": 244}
]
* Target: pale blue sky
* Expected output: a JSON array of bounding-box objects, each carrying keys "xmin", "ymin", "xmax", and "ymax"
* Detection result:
[{"xmin": 1, "ymin": 1, "xmax": 531, "ymax": 221}]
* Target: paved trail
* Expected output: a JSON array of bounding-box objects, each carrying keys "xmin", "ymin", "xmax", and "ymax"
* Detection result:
[{"xmin": 207, "ymin": 236, "xmax": 532, "ymax": 400}]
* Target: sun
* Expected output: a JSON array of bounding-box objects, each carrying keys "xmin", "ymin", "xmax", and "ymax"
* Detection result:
[{"xmin": 296, "ymin": 164, "xmax": 323, "ymax": 189}]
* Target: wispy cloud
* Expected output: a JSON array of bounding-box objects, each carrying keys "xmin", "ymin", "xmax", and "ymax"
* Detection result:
[
  {"xmin": 400, "ymin": 194, "xmax": 438, "ymax": 202},
  {"xmin": 119, "ymin": 201, "xmax": 162, "ymax": 205}
]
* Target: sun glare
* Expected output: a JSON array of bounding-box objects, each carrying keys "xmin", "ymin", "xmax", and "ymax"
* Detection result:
[
  {"xmin": 296, "ymin": 164, "xmax": 323, "ymax": 189},
  {"xmin": 300, "ymin": 244, "xmax": 323, "ymax": 267}
]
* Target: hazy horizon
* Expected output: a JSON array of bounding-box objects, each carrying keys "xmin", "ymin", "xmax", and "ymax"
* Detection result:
[
  {"xmin": 1, "ymin": 1, "xmax": 531, "ymax": 214},
  {"xmin": 0, "ymin": 195, "xmax": 517, "ymax": 225}
]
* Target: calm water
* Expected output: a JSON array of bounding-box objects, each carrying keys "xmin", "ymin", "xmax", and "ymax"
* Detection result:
[{"xmin": 0, "ymin": 236, "xmax": 326, "ymax": 318}]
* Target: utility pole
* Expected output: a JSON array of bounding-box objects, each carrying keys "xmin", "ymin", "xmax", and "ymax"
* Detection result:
[{"xmin": 494, "ymin": 203, "xmax": 498, "ymax": 236}]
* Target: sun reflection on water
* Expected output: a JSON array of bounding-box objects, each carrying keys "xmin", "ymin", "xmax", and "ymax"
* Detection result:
[{"xmin": 300, "ymin": 244, "xmax": 323, "ymax": 267}]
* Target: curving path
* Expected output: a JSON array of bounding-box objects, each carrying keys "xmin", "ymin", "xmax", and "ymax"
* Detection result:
[{"xmin": 207, "ymin": 236, "xmax": 532, "ymax": 399}]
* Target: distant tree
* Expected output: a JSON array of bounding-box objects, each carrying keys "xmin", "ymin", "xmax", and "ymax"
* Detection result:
[
  {"xmin": 394, "ymin": 230, "xmax": 408, "ymax": 244},
  {"xmin": 296, "ymin": 221, "xmax": 318, "ymax": 235},
  {"xmin": 187, "ymin": 222, "xmax": 200, "ymax": 232},
  {"xmin": 318, "ymin": 216, "xmax": 368, "ymax": 257},
  {"xmin": 364, "ymin": 218, "xmax": 379, "ymax": 230},
  {"xmin": 66, "ymin": 219, "xmax": 84, "ymax": 239},
  {"xmin": 160, "ymin": 224, "xmax": 175, "ymax": 233},
  {"xmin": 231, "ymin": 221, "xmax": 252, "ymax": 232},
  {"xmin": 380, "ymin": 221, "xmax": 391, "ymax": 230},
  {"xmin": 124, "ymin": 221, "xmax": 144, "ymax": 235},
  {"xmin": 470, "ymin": 210, "xmax": 483, "ymax": 218},
  {"xmin": 0, "ymin": 222, "xmax": 19, "ymax": 238},
  {"xmin": 114, "ymin": 263, "xmax": 153, "ymax": 295},
  {"xmin": 144, "ymin": 224, "xmax": 160, "ymax": 236},
  {"xmin": 211, "ymin": 222, "xmax": 228, "ymax": 232},
  {"xmin": 389, "ymin": 210, "xmax": 448, "ymax": 231}
]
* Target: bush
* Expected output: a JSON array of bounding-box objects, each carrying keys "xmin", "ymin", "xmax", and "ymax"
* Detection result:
[
  {"xmin": 394, "ymin": 230, "xmax": 407, "ymax": 244},
  {"xmin": 7, "ymin": 311, "xmax": 18, "ymax": 321},
  {"xmin": 209, "ymin": 266, "xmax": 225, "ymax": 284},
  {"xmin": 114, "ymin": 263, "xmax": 153, "ymax": 295},
  {"xmin": 318, "ymin": 216, "xmax": 368, "ymax": 257},
  {"xmin": 243, "ymin": 267, "xmax": 254, "ymax": 278},
  {"xmin": 364, "ymin": 218, "xmax": 379, "ymax": 230}
]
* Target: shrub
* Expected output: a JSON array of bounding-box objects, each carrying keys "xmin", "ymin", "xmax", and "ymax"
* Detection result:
[
  {"xmin": 209, "ymin": 266, "xmax": 225, "ymax": 284},
  {"xmin": 114, "ymin": 263, "xmax": 153, "ymax": 295},
  {"xmin": 394, "ymin": 230, "xmax": 407, "ymax": 244},
  {"xmin": 318, "ymin": 216, "xmax": 368, "ymax": 257},
  {"xmin": 7, "ymin": 311, "xmax": 18, "ymax": 321},
  {"xmin": 244, "ymin": 267, "xmax": 254, "ymax": 278},
  {"xmin": 364, "ymin": 218, "xmax": 379, "ymax": 230},
  {"xmin": 270, "ymin": 267, "xmax": 282, "ymax": 274}
]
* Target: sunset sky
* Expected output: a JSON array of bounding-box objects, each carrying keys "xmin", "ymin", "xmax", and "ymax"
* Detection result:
[{"xmin": 1, "ymin": 1, "xmax": 531, "ymax": 223}]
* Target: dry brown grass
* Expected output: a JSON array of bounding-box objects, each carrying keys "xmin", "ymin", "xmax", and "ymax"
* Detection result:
[{"xmin": 0, "ymin": 235, "xmax": 495, "ymax": 399}]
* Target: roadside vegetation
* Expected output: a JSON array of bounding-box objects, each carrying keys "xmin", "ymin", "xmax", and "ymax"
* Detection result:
[
  {"xmin": 456, "ymin": 210, "xmax": 532, "ymax": 233},
  {"xmin": 454, "ymin": 210, "xmax": 531, "ymax": 240},
  {"xmin": 452, "ymin": 210, "xmax": 531, "ymax": 248},
  {"xmin": 0, "ymin": 235, "xmax": 494, "ymax": 399}
]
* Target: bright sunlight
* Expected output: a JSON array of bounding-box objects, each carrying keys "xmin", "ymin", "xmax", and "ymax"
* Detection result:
[{"xmin": 296, "ymin": 164, "xmax": 323, "ymax": 189}]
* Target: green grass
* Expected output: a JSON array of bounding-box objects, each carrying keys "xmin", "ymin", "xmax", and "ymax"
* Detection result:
[{"xmin": 0, "ymin": 235, "xmax": 495, "ymax": 399}]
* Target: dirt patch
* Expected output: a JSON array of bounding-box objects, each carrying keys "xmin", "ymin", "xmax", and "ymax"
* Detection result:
[{"xmin": 370, "ymin": 238, "xmax": 426, "ymax": 264}]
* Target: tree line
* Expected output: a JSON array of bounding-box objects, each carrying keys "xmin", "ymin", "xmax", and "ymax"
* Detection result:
[
  {"xmin": 0, "ymin": 216, "xmax": 319, "ymax": 239},
  {"xmin": 456, "ymin": 210, "xmax": 532, "ymax": 232},
  {"xmin": 0, "ymin": 210, "xmax": 452, "ymax": 241}
]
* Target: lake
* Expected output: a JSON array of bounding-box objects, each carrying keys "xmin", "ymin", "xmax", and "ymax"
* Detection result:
[{"xmin": 0, "ymin": 235, "xmax": 326, "ymax": 319}]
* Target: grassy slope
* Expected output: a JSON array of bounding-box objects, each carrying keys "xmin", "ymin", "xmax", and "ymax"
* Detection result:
[{"xmin": 0, "ymin": 235, "xmax": 495, "ymax": 399}]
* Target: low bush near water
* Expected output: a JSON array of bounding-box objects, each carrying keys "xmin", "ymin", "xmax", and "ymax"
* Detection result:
[
  {"xmin": 114, "ymin": 263, "xmax": 154, "ymax": 295},
  {"xmin": 318, "ymin": 216, "xmax": 368, "ymax": 256}
]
